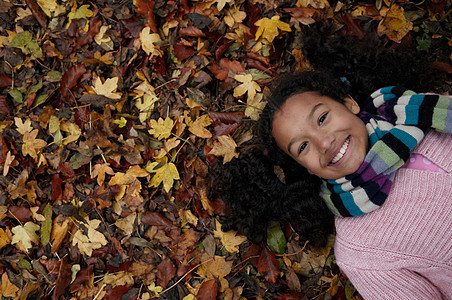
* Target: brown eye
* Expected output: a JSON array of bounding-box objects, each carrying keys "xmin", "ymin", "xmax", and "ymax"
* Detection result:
[
  {"xmin": 298, "ymin": 142, "xmax": 308, "ymax": 154},
  {"xmin": 319, "ymin": 113, "xmax": 328, "ymax": 125}
]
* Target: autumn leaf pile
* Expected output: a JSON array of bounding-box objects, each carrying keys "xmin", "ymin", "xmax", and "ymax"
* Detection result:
[{"xmin": 0, "ymin": 0, "xmax": 450, "ymax": 299}]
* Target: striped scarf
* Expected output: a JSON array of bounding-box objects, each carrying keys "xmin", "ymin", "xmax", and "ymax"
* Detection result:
[{"xmin": 320, "ymin": 86, "xmax": 452, "ymax": 217}]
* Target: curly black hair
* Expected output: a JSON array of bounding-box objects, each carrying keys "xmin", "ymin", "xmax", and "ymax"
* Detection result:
[
  {"xmin": 207, "ymin": 148, "xmax": 335, "ymax": 247},
  {"xmin": 207, "ymin": 26, "xmax": 448, "ymax": 249}
]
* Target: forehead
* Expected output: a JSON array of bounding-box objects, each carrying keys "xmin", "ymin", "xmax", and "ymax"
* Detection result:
[{"xmin": 274, "ymin": 91, "xmax": 325, "ymax": 121}]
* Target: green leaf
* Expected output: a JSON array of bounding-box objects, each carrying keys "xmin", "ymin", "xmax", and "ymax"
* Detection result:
[
  {"xmin": 29, "ymin": 80, "xmax": 43, "ymax": 94},
  {"xmin": 266, "ymin": 221, "xmax": 286, "ymax": 254},
  {"xmin": 33, "ymin": 94, "xmax": 48, "ymax": 107},
  {"xmin": 17, "ymin": 259, "xmax": 32, "ymax": 271},
  {"xmin": 10, "ymin": 31, "xmax": 32, "ymax": 48},
  {"xmin": 9, "ymin": 89, "xmax": 23, "ymax": 103},
  {"xmin": 68, "ymin": 152, "xmax": 92, "ymax": 169},
  {"xmin": 28, "ymin": 41, "xmax": 43, "ymax": 59},
  {"xmin": 45, "ymin": 71, "xmax": 62, "ymax": 82},
  {"xmin": 41, "ymin": 204, "xmax": 53, "ymax": 246},
  {"xmin": 345, "ymin": 279, "xmax": 357, "ymax": 300},
  {"xmin": 249, "ymin": 69, "xmax": 271, "ymax": 81}
]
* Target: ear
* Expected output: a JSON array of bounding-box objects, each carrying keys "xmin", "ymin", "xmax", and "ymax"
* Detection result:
[{"xmin": 343, "ymin": 95, "xmax": 360, "ymax": 115}]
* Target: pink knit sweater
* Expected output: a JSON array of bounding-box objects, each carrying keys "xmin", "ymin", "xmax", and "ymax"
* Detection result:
[{"xmin": 334, "ymin": 131, "xmax": 452, "ymax": 299}]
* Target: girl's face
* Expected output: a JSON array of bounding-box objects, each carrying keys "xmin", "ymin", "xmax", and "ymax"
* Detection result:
[{"xmin": 272, "ymin": 92, "xmax": 368, "ymax": 180}]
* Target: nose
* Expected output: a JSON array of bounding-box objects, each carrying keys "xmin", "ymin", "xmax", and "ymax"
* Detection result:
[{"xmin": 312, "ymin": 132, "xmax": 335, "ymax": 154}]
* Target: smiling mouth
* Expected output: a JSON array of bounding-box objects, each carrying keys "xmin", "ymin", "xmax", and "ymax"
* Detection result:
[{"xmin": 329, "ymin": 137, "xmax": 350, "ymax": 166}]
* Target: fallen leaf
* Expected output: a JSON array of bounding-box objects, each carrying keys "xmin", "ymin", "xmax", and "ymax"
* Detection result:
[
  {"xmin": 72, "ymin": 219, "xmax": 108, "ymax": 256},
  {"xmin": 92, "ymin": 77, "xmax": 122, "ymax": 100},
  {"xmin": 257, "ymin": 247, "xmax": 279, "ymax": 284},
  {"xmin": 146, "ymin": 157, "xmax": 180, "ymax": 192},
  {"xmin": 378, "ymin": 5, "xmax": 413, "ymax": 43},
  {"xmin": 15, "ymin": 117, "xmax": 33, "ymax": 135},
  {"xmin": 140, "ymin": 27, "xmax": 162, "ymax": 57},
  {"xmin": 245, "ymin": 93, "xmax": 266, "ymax": 120},
  {"xmin": 0, "ymin": 273, "xmax": 19, "ymax": 298},
  {"xmin": 92, "ymin": 163, "xmax": 115, "ymax": 185},
  {"xmin": 233, "ymin": 74, "xmax": 261, "ymax": 100},
  {"xmin": 148, "ymin": 117, "xmax": 175, "ymax": 140},
  {"xmin": 22, "ymin": 129, "xmax": 47, "ymax": 160},
  {"xmin": 115, "ymin": 212, "xmax": 136, "ymax": 236},
  {"xmin": 254, "ymin": 16, "xmax": 291, "ymax": 43},
  {"xmin": 213, "ymin": 219, "xmax": 246, "ymax": 253},
  {"xmin": 208, "ymin": 135, "xmax": 239, "ymax": 164},
  {"xmin": 11, "ymin": 221, "xmax": 40, "ymax": 252}
]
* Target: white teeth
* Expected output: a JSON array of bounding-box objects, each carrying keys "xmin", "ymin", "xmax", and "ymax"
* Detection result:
[{"xmin": 330, "ymin": 138, "xmax": 350, "ymax": 165}]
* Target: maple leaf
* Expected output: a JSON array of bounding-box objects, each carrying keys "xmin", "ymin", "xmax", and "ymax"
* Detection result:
[
  {"xmin": 94, "ymin": 25, "xmax": 114, "ymax": 50},
  {"xmin": 0, "ymin": 273, "xmax": 19, "ymax": 298},
  {"xmin": 209, "ymin": 135, "xmax": 239, "ymax": 164},
  {"xmin": 15, "ymin": 117, "xmax": 33, "ymax": 135},
  {"xmin": 185, "ymin": 113, "xmax": 213, "ymax": 138},
  {"xmin": 60, "ymin": 120, "xmax": 81, "ymax": 144},
  {"xmin": 134, "ymin": 78, "xmax": 160, "ymax": 123},
  {"xmin": 213, "ymin": 219, "xmax": 247, "ymax": 253},
  {"xmin": 72, "ymin": 219, "xmax": 108, "ymax": 256},
  {"xmin": 224, "ymin": 7, "xmax": 247, "ymax": 28},
  {"xmin": 115, "ymin": 212, "xmax": 136, "ymax": 236},
  {"xmin": 245, "ymin": 93, "xmax": 266, "ymax": 120},
  {"xmin": 233, "ymin": 74, "xmax": 261, "ymax": 100},
  {"xmin": 154, "ymin": 137, "xmax": 181, "ymax": 159},
  {"xmin": 0, "ymin": 228, "xmax": 10, "ymax": 249},
  {"xmin": 197, "ymin": 254, "xmax": 233, "ymax": 291},
  {"xmin": 140, "ymin": 26, "xmax": 162, "ymax": 57},
  {"xmin": 148, "ymin": 117, "xmax": 175, "ymax": 140},
  {"xmin": 22, "ymin": 129, "xmax": 47, "ymax": 160},
  {"xmin": 377, "ymin": 5, "xmax": 413, "ymax": 43},
  {"xmin": 146, "ymin": 157, "xmax": 180, "ymax": 192},
  {"xmin": 92, "ymin": 77, "xmax": 122, "ymax": 100},
  {"xmin": 296, "ymin": 0, "xmax": 329, "ymax": 8},
  {"xmin": 11, "ymin": 221, "xmax": 40, "ymax": 252},
  {"xmin": 91, "ymin": 163, "xmax": 115, "ymax": 185},
  {"xmin": 254, "ymin": 16, "xmax": 291, "ymax": 43},
  {"xmin": 216, "ymin": 0, "xmax": 233, "ymax": 11}
]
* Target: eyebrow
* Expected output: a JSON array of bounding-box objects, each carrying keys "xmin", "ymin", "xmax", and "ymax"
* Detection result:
[{"xmin": 287, "ymin": 103, "xmax": 323, "ymax": 154}]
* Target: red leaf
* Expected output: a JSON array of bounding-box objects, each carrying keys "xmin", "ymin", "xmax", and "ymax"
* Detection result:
[
  {"xmin": 283, "ymin": 7, "xmax": 317, "ymax": 19},
  {"xmin": 59, "ymin": 162, "xmax": 75, "ymax": 178},
  {"xmin": 24, "ymin": 0, "xmax": 47, "ymax": 29},
  {"xmin": 70, "ymin": 265, "xmax": 93, "ymax": 293},
  {"xmin": 136, "ymin": 0, "xmax": 157, "ymax": 32},
  {"xmin": 173, "ymin": 44, "xmax": 195, "ymax": 61},
  {"xmin": 0, "ymin": 96, "xmax": 10, "ymax": 114},
  {"xmin": 51, "ymin": 174, "xmax": 63, "ymax": 202},
  {"xmin": 212, "ymin": 122, "xmax": 239, "ymax": 138},
  {"xmin": 0, "ymin": 74, "xmax": 12, "ymax": 87},
  {"xmin": 215, "ymin": 39, "xmax": 233, "ymax": 61},
  {"xmin": 432, "ymin": 61, "xmax": 452, "ymax": 74},
  {"xmin": 106, "ymin": 261, "xmax": 132, "ymax": 272},
  {"xmin": 342, "ymin": 14, "xmax": 365, "ymax": 39},
  {"xmin": 8, "ymin": 206, "xmax": 32, "ymax": 222},
  {"xmin": 104, "ymin": 286, "xmax": 133, "ymax": 300},
  {"xmin": 141, "ymin": 211, "xmax": 172, "ymax": 227},
  {"xmin": 156, "ymin": 258, "xmax": 176, "ymax": 287},
  {"xmin": 246, "ymin": 58, "xmax": 275, "ymax": 75},
  {"xmin": 52, "ymin": 259, "xmax": 72, "ymax": 300},
  {"xmin": 59, "ymin": 63, "xmax": 87, "ymax": 102},
  {"xmin": 0, "ymin": 136, "xmax": 8, "ymax": 165},
  {"xmin": 275, "ymin": 292, "xmax": 305, "ymax": 300},
  {"xmin": 179, "ymin": 26, "xmax": 206, "ymax": 37},
  {"xmin": 26, "ymin": 92, "xmax": 36, "ymax": 110},
  {"xmin": 196, "ymin": 279, "xmax": 218, "ymax": 300},
  {"xmin": 77, "ymin": 20, "xmax": 102, "ymax": 48},
  {"xmin": 40, "ymin": 259, "xmax": 60, "ymax": 276},
  {"xmin": 257, "ymin": 247, "xmax": 280, "ymax": 284},
  {"xmin": 208, "ymin": 111, "xmax": 245, "ymax": 124}
]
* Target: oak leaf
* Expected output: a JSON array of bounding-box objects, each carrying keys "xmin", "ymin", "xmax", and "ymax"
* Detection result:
[
  {"xmin": 72, "ymin": 219, "xmax": 108, "ymax": 256},
  {"xmin": 11, "ymin": 221, "xmax": 40, "ymax": 252},
  {"xmin": 213, "ymin": 219, "xmax": 247, "ymax": 253},
  {"xmin": 254, "ymin": 16, "xmax": 291, "ymax": 43},
  {"xmin": 148, "ymin": 117, "xmax": 175, "ymax": 140},
  {"xmin": 92, "ymin": 77, "xmax": 122, "ymax": 100},
  {"xmin": 209, "ymin": 135, "xmax": 239, "ymax": 164},
  {"xmin": 233, "ymin": 74, "xmax": 261, "ymax": 100},
  {"xmin": 146, "ymin": 157, "xmax": 180, "ymax": 192},
  {"xmin": 22, "ymin": 129, "xmax": 47, "ymax": 160}
]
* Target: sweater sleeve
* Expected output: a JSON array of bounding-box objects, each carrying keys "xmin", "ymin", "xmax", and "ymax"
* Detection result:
[{"xmin": 340, "ymin": 266, "xmax": 445, "ymax": 300}]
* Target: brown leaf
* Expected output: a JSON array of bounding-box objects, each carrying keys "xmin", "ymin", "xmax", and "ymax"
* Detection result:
[
  {"xmin": 103, "ymin": 286, "xmax": 133, "ymax": 300},
  {"xmin": 342, "ymin": 14, "xmax": 365, "ymax": 39},
  {"xmin": 0, "ymin": 96, "xmax": 10, "ymax": 114},
  {"xmin": 156, "ymin": 258, "xmax": 176, "ymax": 287},
  {"xmin": 257, "ymin": 247, "xmax": 279, "ymax": 284},
  {"xmin": 136, "ymin": 0, "xmax": 157, "ymax": 32},
  {"xmin": 0, "ymin": 74, "xmax": 12, "ymax": 87},
  {"xmin": 8, "ymin": 206, "xmax": 32, "ymax": 222},
  {"xmin": 70, "ymin": 265, "xmax": 93, "ymax": 293},
  {"xmin": 179, "ymin": 26, "xmax": 206, "ymax": 37},
  {"xmin": 141, "ymin": 211, "xmax": 172, "ymax": 227},
  {"xmin": 60, "ymin": 63, "xmax": 87, "ymax": 102},
  {"xmin": 52, "ymin": 259, "xmax": 72, "ymax": 300},
  {"xmin": 24, "ymin": 0, "xmax": 47, "ymax": 29},
  {"xmin": 196, "ymin": 279, "xmax": 218, "ymax": 300},
  {"xmin": 173, "ymin": 44, "xmax": 195, "ymax": 61},
  {"xmin": 79, "ymin": 94, "xmax": 121, "ymax": 107}
]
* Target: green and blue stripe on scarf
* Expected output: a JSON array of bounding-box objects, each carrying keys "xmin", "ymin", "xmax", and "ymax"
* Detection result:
[{"xmin": 320, "ymin": 86, "xmax": 452, "ymax": 217}]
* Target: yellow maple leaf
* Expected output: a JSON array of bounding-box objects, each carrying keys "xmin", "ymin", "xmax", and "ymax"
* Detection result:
[
  {"xmin": 216, "ymin": 0, "xmax": 233, "ymax": 11},
  {"xmin": 155, "ymin": 137, "xmax": 181, "ymax": 159},
  {"xmin": 15, "ymin": 117, "xmax": 33, "ymax": 135},
  {"xmin": 134, "ymin": 80, "xmax": 160, "ymax": 123},
  {"xmin": 139, "ymin": 27, "xmax": 163, "ymax": 57},
  {"xmin": 377, "ymin": 5, "xmax": 413, "ymax": 43},
  {"xmin": 245, "ymin": 93, "xmax": 266, "ymax": 120},
  {"xmin": 11, "ymin": 222, "xmax": 40, "ymax": 252},
  {"xmin": 60, "ymin": 120, "xmax": 81, "ymax": 144},
  {"xmin": 186, "ymin": 113, "xmax": 212, "ymax": 138},
  {"xmin": 233, "ymin": 74, "xmax": 261, "ymax": 100},
  {"xmin": 68, "ymin": 4, "xmax": 93, "ymax": 21},
  {"xmin": 92, "ymin": 77, "xmax": 122, "ymax": 100},
  {"xmin": 213, "ymin": 219, "xmax": 247, "ymax": 253},
  {"xmin": 72, "ymin": 219, "xmax": 108, "ymax": 256},
  {"xmin": 0, "ymin": 273, "xmax": 19, "ymax": 298},
  {"xmin": 37, "ymin": 0, "xmax": 58, "ymax": 16},
  {"xmin": 148, "ymin": 117, "xmax": 175, "ymax": 140},
  {"xmin": 146, "ymin": 157, "xmax": 180, "ymax": 192},
  {"xmin": 94, "ymin": 25, "xmax": 114, "ymax": 50},
  {"xmin": 209, "ymin": 135, "xmax": 239, "ymax": 164},
  {"xmin": 296, "ymin": 0, "xmax": 329, "ymax": 8},
  {"xmin": 22, "ymin": 129, "xmax": 47, "ymax": 160},
  {"xmin": 254, "ymin": 16, "xmax": 291, "ymax": 43},
  {"xmin": 91, "ymin": 163, "xmax": 115, "ymax": 185},
  {"xmin": 115, "ymin": 212, "xmax": 136, "ymax": 236},
  {"xmin": 224, "ymin": 7, "xmax": 247, "ymax": 28}
]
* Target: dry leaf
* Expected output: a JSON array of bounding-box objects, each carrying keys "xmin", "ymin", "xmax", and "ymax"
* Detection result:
[
  {"xmin": 140, "ymin": 27, "xmax": 162, "ymax": 57},
  {"xmin": 254, "ymin": 16, "xmax": 291, "ymax": 43},
  {"xmin": 0, "ymin": 273, "xmax": 19, "ymax": 298},
  {"xmin": 186, "ymin": 114, "xmax": 212, "ymax": 139},
  {"xmin": 245, "ymin": 93, "xmax": 266, "ymax": 120},
  {"xmin": 146, "ymin": 157, "xmax": 180, "ymax": 192},
  {"xmin": 209, "ymin": 135, "xmax": 239, "ymax": 164},
  {"xmin": 213, "ymin": 219, "xmax": 247, "ymax": 253},
  {"xmin": 22, "ymin": 129, "xmax": 47, "ymax": 160},
  {"xmin": 233, "ymin": 74, "xmax": 261, "ymax": 100},
  {"xmin": 148, "ymin": 117, "xmax": 175, "ymax": 140},
  {"xmin": 0, "ymin": 228, "xmax": 10, "ymax": 249},
  {"xmin": 15, "ymin": 117, "xmax": 33, "ymax": 135},
  {"xmin": 92, "ymin": 77, "xmax": 122, "ymax": 100},
  {"xmin": 378, "ymin": 5, "xmax": 413, "ymax": 43},
  {"xmin": 91, "ymin": 163, "xmax": 115, "ymax": 185},
  {"xmin": 72, "ymin": 219, "xmax": 108, "ymax": 256},
  {"xmin": 11, "ymin": 221, "xmax": 40, "ymax": 252},
  {"xmin": 115, "ymin": 212, "xmax": 136, "ymax": 236}
]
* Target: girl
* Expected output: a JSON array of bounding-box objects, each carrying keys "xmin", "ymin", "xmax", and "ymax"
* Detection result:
[{"xmin": 209, "ymin": 33, "xmax": 451, "ymax": 298}]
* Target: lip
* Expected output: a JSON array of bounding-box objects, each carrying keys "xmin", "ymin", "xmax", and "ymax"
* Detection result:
[{"xmin": 328, "ymin": 136, "xmax": 351, "ymax": 167}]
